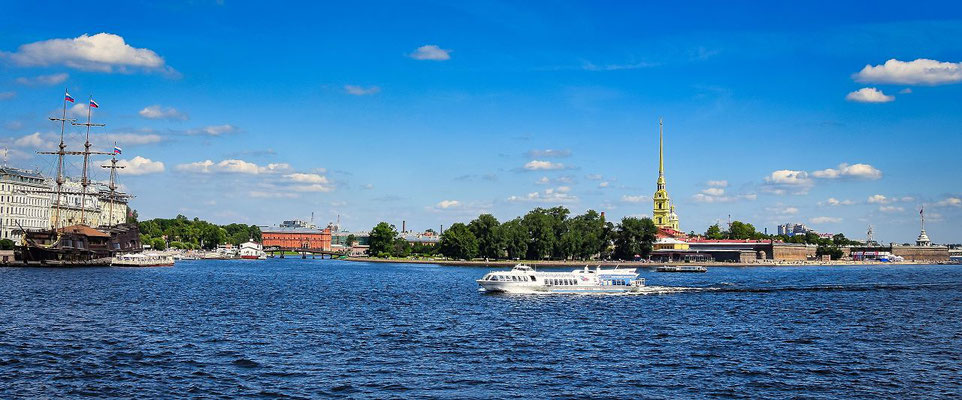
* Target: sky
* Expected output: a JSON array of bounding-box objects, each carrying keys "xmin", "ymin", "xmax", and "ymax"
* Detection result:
[{"xmin": 0, "ymin": 1, "xmax": 960, "ymax": 244}]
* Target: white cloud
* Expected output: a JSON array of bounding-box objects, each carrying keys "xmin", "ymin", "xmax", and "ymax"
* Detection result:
[
  {"xmin": 527, "ymin": 149, "xmax": 571, "ymax": 158},
  {"xmin": 766, "ymin": 206, "xmax": 799, "ymax": 215},
  {"xmin": 621, "ymin": 195, "xmax": 647, "ymax": 203},
  {"xmin": 536, "ymin": 176, "xmax": 550, "ymax": 185},
  {"xmin": 436, "ymin": 200, "xmax": 461, "ymax": 209},
  {"xmin": 701, "ymin": 187, "xmax": 725, "ymax": 196},
  {"xmin": 935, "ymin": 197, "xmax": 962, "ymax": 208},
  {"xmin": 115, "ymin": 156, "xmax": 164, "ymax": 175},
  {"xmin": 284, "ymin": 173, "xmax": 329, "ymax": 184},
  {"xmin": 344, "ymin": 85, "xmax": 380, "ymax": 96},
  {"xmin": 854, "ymin": 58, "xmax": 962, "ymax": 85},
  {"xmin": 187, "ymin": 124, "xmax": 236, "ymax": 136},
  {"xmin": 810, "ymin": 216, "xmax": 842, "ymax": 224},
  {"xmin": 13, "ymin": 132, "xmax": 52, "ymax": 149},
  {"xmin": 362, "ymin": 184, "xmax": 374, "ymax": 190},
  {"xmin": 175, "ymin": 159, "xmax": 290, "ymax": 174},
  {"xmin": 508, "ymin": 187, "xmax": 577, "ymax": 204},
  {"xmin": 409, "ymin": 45, "xmax": 450, "ymax": 61},
  {"xmin": 820, "ymin": 197, "xmax": 855, "ymax": 206},
  {"xmin": 290, "ymin": 184, "xmax": 334, "ymax": 193},
  {"xmin": 585, "ymin": 174, "xmax": 603, "ymax": 180},
  {"xmin": 867, "ymin": 194, "xmax": 888, "ymax": 204},
  {"xmin": 706, "ymin": 180, "xmax": 728, "ymax": 188},
  {"xmin": 249, "ymin": 191, "xmax": 298, "ymax": 199},
  {"xmin": 867, "ymin": 194, "xmax": 912, "ymax": 205},
  {"xmin": 139, "ymin": 105, "xmax": 188, "ymax": 120},
  {"xmin": 899, "ymin": 88, "xmax": 912, "ymax": 94},
  {"xmin": 103, "ymin": 132, "xmax": 164, "ymax": 145},
  {"xmin": 846, "ymin": 87, "xmax": 894, "ymax": 103},
  {"xmin": 1, "ymin": 33, "xmax": 175, "ymax": 75},
  {"xmin": 15, "ymin": 73, "xmax": 69, "ymax": 86},
  {"xmin": 523, "ymin": 160, "xmax": 565, "ymax": 171},
  {"xmin": 0, "ymin": 91, "xmax": 14, "ymax": 100},
  {"xmin": 812, "ymin": 163, "xmax": 882, "ymax": 180},
  {"xmin": 598, "ymin": 181, "xmax": 610, "ymax": 188},
  {"xmin": 763, "ymin": 169, "xmax": 813, "ymax": 195},
  {"xmin": 693, "ymin": 192, "xmax": 757, "ymax": 203},
  {"xmin": 879, "ymin": 205, "xmax": 904, "ymax": 213}
]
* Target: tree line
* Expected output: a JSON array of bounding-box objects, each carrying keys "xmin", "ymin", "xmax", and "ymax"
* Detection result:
[
  {"xmin": 369, "ymin": 207, "xmax": 658, "ymax": 261},
  {"xmin": 137, "ymin": 214, "xmax": 261, "ymax": 250}
]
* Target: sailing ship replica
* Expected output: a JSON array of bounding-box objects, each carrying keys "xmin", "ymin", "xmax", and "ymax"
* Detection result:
[{"xmin": 15, "ymin": 91, "xmax": 142, "ymax": 266}]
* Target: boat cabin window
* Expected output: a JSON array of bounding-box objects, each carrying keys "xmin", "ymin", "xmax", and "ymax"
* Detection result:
[{"xmin": 530, "ymin": 276, "xmax": 536, "ymax": 281}]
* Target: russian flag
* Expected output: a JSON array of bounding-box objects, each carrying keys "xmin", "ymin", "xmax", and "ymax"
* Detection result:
[
  {"xmin": 65, "ymin": 91, "xmax": 74, "ymax": 103},
  {"xmin": 89, "ymin": 98, "xmax": 99, "ymax": 108},
  {"xmin": 113, "ymin": 146, "xmax": 122, "ymax": 155}
]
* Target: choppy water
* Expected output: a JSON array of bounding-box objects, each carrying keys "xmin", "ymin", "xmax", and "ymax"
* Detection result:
[{"xmin": 2, "ymin": 260, "xmax": 961, "ymax": 399}]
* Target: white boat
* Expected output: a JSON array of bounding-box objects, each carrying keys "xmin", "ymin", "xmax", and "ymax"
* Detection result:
[
  {"xmin": 238, "ymin": 241, "xmax": 267, "ymax": 260},
  {"xmin": 656, "ymin": 265, "xmax": 707, "ymax": 273},
  {"xmin": 477, "ymin": 264, "xmax": 645, "ymax": 294},
  {"xmin": 111, "ymin": 253, "xmax": 175, "ymax": 267}
]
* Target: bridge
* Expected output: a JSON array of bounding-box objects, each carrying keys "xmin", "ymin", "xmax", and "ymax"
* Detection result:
[{"xmin": 263, "ymin": 246, "xmax": 347, "ymax": 259}]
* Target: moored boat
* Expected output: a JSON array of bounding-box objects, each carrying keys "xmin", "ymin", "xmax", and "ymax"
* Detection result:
[
  {"xmin": 656, "ymin": 265, "xmax": 707, "ymax": 273},
  {"xmin": 477, "ymin": 264, "xmax": 645, "ymax": 294},
  {"xmin": 238, "ymin": 241, "xmax": 267, "ymax": 260},
  {"xmin": 111, "ymin": 253, "xmax": 174, "ymax": 267}
]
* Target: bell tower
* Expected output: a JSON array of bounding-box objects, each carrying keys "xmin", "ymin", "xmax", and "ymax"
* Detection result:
[{"xmin": 652, "ymin": 118, "xmax": 679, "ymax": 230}]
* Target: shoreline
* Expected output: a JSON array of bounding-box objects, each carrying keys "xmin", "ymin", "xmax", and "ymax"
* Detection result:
[{"xmin": 342, "ymin": 257, "xmax": 958, "ymax": 268}]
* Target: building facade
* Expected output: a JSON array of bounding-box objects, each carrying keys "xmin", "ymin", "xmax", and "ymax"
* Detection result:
[
  {"xmin": 48, "ymin": 179, "xmax": 128, "ymax": 228},
  {"xmin": 652, "ymin": 118, "xmax": 679, "ymax": 230},
  {"xmin": 262, "ymin": 225, "xmax": 332, "ymax": 251},
  {"xmin": 0, "ymin": 167, "xmax": 52, "ymax": 242}
]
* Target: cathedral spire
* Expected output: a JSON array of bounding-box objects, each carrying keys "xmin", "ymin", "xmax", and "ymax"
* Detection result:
[{"xmin": 657, "ymin": 117, "xmax": 665, "ymax": 190}]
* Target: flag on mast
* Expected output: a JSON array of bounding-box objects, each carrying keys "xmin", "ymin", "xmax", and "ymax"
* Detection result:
[
  {"xmin": 89, "ymin": 98, "xmax": 99, "ymax": 108},
  {"xmin": 65, "ymin": 91, "xmax": 74, "ymax": 103},
  {"xmin": 113, "ymin": 146, "xmax": 122, "ymax": 155}
]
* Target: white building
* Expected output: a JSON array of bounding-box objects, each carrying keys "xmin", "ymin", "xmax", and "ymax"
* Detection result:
[
  {"xmin": 48, "ymin": 178, "xmax": 129, "ymax": 228},
  {"xmin": 0, "ymin": 167, "xmax": 52, "ymax": 242}
]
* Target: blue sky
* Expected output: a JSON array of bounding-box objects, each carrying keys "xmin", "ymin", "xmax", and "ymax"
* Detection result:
[{"xmin": 1, "ymin": 1, "xmax": 960, "ymax": 243}]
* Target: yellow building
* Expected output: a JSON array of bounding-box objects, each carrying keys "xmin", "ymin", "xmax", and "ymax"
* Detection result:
[
  {"xmin": 652, "ymin": 118, "xmax": 680, "ymax": 230},
  {"xmin": 653, "ymin": 237, "xmax": 689, "ymax": 251}
]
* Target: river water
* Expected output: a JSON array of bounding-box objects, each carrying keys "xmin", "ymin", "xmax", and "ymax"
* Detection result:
[{"xmin": 1, "ymin": 260, "xmax": 960, "ymax": 399}]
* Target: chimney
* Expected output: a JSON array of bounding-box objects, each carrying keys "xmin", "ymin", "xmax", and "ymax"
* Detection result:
[
  {"xmin": 600, "ymin": 211, "xmax": 606, "ymax": 219},
  {"xmin": 402, "ymin": 220, "xmax": 406, "ymax": 233}
]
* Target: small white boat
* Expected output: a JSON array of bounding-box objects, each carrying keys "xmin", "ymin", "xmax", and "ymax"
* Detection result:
[
  {"xmin": 238, "ymin": 241, "xmax": 267, "ymax": 260},
  {"xmin": 656, "ymin": 265, "xmax": 707, "ymax": 273},
  {"xmin": 111, "ymin": 253, "xmax": 175, "ymax": 267},
  {"xmin": 477, "ymin": 264, "xmax": 645, "ymax": 294}
]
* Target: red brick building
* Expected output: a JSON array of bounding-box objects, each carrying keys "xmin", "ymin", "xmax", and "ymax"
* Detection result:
[{"xmin": 262, "ymin": 226, "xmax": 332, "ymax": 251}]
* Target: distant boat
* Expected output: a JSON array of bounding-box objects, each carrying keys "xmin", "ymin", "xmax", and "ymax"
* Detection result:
[
  {"xmin": 238, "ymin": 241, "xmax": 267, "ymax": 260},
  {"xmin": 656, "ymin": 265, "xmax": 707, "ymax": 273},
  {"xmin": 111, "ymin": 253, "xmax": 174, "ymax": 267}
]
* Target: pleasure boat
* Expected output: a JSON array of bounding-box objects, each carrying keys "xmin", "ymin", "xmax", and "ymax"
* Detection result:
[
  {"xmin": 238, "ymin": 241, "xmax": 267, "ymax": 260},
  {"xmin": 656, "ymin": 265, "xmax": 707, "ymax": 273},
  {"xmin": 477, "ymin": 263, "xmax": 645, "ymax": 294},
  {"xmin": 111, "ymin": 253, "xmax": 175, "ymax": 267}
]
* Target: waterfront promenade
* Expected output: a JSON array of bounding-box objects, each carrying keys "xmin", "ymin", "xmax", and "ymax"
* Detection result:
[{"xmin": 346, "ymin": 256, "xmax": 958, "ymax": 268}]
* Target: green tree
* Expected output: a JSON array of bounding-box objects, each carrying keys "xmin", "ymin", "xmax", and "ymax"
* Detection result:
[
  {"xmin": 126, "ymin": 209, "xmax": 139, "ymax": 224},
  {"xmin": 522, "ymin": 208, "xmax": 560, "ymax": 260},
  {"xmin": 151, "ymin": 238, "xmax": 167, "ymax": 250},
  {"xmin": 391, "ymin": 237, "xmax": 411, "ymax": 257},
  {"xmin": 438, "ymin": 223, "xmax": 479, "ymax": 260},
  {"xmin": 345, "ymin": 234, "xmax": 357, "ymax": 246},
  {"xmin": 705, "ymin": 224, "xmax": 724, "ymax": 239},
  {"xmin": 501, "ymin": 218, "xmax": 528, "ymax": 260},
  {"xmin": 469, "ymin": 214, "xmax": 503, "ymax": 259},
  {"xmin": 368, "ymin": 222, "xmax": 398, "ymax": 257},
  {"xmin": 0, "ymin": 239, "xmax": 14, "ymax": 250},
  {"xmin": 614, "ymin": 217, "xmax": 657, "ymax": 260},
  {"xmin": 729, "ymin": 221, "xmax": 758, "ymax": 240},
  {"xmin": 561, "ymin": 210, "xmax": 606, "ymax": 260}
]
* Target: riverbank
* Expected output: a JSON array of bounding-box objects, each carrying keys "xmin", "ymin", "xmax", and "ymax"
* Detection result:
[{"xmin": 343, "ymin": 257, "xmax": 958, "ymax": 268}]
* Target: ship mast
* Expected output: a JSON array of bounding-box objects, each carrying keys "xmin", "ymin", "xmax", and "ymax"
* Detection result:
[
  {"xmin": 100, "ymin": 142, "xmax": 125, "ymax": 229},
  {"xmin": 71, "ymin": 96, "xmax": 104, "ymax": 226},
  {"xmin": 43, "ymin": 89, "xmax": 76, "ymax": 230}
]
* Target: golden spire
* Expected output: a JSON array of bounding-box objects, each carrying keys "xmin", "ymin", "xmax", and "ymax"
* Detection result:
[{"xmin": 657, "ymin": 117, "xmax": 665, "ymax": 189}]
